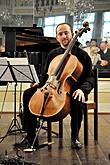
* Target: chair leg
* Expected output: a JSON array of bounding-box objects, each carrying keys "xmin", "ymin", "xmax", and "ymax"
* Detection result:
[
  {"xmin": 47, "ymin": 120, "xmax": 63, "ymax": 149},
  {"xmin": 84, "ymin": 106, "xmax": 88, "ymax": 146},
  {"xmin": 47, "ymin": 120, "xmax": 63, "ymax": 140},
  {"xmin": 94, "ymin": 68, "xmax": 98, "ymax": 143},
  {"xmin": 59, "ymin": 120, "xmax": 63, "ymax": 138},
  {"xmin": 47, "ymin": 121, "xmax": 52, "ymax": 143},
  {"xmin": 47, "ymin": 121, "xmax": 52, "ymax": 150},
  {"xmin": 94, "ymin": 108, "xmax": 98, "ymax": 142}
]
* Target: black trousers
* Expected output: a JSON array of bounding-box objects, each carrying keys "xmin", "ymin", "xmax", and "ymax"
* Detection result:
[
  {"xmin": 22, "ymin": 86, "xmax": 38, "ymax": 137},
  {"xmin": 22, "ymin": 86, "xmax": 86, "ymax": 140},
  {"xmin": 70, "ymin": 98, "xmax": 86, "ymax": 141}
]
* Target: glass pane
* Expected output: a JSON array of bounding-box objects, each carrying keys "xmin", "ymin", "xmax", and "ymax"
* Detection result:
[
  {"xmin": 85, "ymin": 12, "xmax": 95, "ymax": 22},
  {"xmin": 104, "ymin": 12, "xmax": 110, "ymax": 22},
  {"xmin": 44, "ymin": 15, "xmax": 65, "ymax": 37},
  {"xmin": 102, "ymin": 12, "xmax": 110, "ymax": 39},
  {"xmin": 55, "ymin": 16, "xmax": 65, "ymax": 24},
  {"xmin": 44, "ymin": 17, "xmax": 54, "ymax": 25},
  {"xmin": 44, "ymin": 26, "xmax": 54, "ymax": 37},
  {"xmin": 102, "ymin": 22, "xmax": 110, "ymax": 37}
]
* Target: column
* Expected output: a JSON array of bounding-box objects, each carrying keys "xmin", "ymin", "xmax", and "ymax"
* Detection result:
[{"xmin": 92, "ymin": 11, "xmax": 103, "ymax": 45}]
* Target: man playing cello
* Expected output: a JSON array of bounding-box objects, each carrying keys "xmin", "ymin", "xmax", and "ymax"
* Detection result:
[{"xmin": 14, "ymin": 23, "xmax": 94, "ymax": 149}]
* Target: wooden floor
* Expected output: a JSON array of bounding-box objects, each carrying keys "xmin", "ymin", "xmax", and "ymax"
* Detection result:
[{"xmin": 0, "ymin": 113, "xmax": 110, "ymax": 165}]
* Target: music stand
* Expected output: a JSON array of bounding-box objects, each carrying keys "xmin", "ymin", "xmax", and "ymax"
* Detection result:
[{"xmin": 0, "ymin": 57, "xmax": 39, "ymax": 142}]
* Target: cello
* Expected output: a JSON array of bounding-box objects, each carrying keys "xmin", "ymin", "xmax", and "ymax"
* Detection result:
[{"xmin": 29, "ymin": 22, "xmax": 90, "ymax": 122}]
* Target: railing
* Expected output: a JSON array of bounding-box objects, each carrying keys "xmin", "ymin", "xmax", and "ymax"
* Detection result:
[{"xmin": 14, "ymin": 0, "xmax": 59, "ymax": 7}]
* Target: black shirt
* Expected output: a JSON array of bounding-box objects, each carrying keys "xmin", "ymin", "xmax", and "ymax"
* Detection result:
[{"xmin": 98, "ymin": 48, "xmax": 110, "ymax": 69}]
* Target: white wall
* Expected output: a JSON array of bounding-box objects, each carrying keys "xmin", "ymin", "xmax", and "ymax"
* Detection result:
[{"xmin": 0, "ymin": 79, "xmax": 110, "ymax": 113}]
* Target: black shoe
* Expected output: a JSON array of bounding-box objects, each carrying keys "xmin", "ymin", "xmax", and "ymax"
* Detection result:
[
  {"xmin": 71, "ymin": 139, "xmax": 82, "ymax": 149},
  {"xmin": 14, "ymin": 136, "xmax": 38, "ymax": 149}
]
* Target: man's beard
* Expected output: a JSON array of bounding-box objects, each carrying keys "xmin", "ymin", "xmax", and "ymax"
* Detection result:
[{"xmin": 62, "ymin": 39, "xmax": 70, "ymax": 47}]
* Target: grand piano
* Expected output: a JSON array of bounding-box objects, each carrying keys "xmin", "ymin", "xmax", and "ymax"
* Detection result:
[{"xmin": 1, "ymin": 25, "xmax": 59, "ymax": 76}]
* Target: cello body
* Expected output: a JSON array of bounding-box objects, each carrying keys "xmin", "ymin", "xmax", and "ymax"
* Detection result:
[{"xmin": 29, "ymin": 54, "xmax": 83, "ymax": 122}]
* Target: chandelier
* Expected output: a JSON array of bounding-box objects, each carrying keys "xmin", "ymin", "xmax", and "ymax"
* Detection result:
[
  {"xmin": 0, "ymin": 7, "xmax": 12, "ymax": 25},
  {"xmin": 58, "ymin": 0, "xmax": 94, "ymax": 22},
  {"xmin": 0, "ymin": 7, "xmax": 24, "ymax": 26}
]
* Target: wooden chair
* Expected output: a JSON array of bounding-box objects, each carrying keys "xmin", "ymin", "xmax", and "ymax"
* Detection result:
[
  {"xmin": 84, "ymin": 68, "xmax": 98, "ymax": 145},
  {"xmin": 47, "ymin": 68, "xmax": 98, "ymax": 146}
]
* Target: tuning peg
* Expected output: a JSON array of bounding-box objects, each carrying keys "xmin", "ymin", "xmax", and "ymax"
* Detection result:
[{"xmin": 83, "ymin": 21, "xmax": 89, "ymax": 27}]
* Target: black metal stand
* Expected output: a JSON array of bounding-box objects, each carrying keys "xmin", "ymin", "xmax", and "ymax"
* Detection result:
[
  {"xmin": 0, "ymin": 59, "xmax": 39, "ymax": 143},
  {"xmin": 0, "ymin": 83, "xmax": 22, "ymax": 143},
  {"xmin": 6, "ymin": 83, "xmax": 22, "ymax": 134}
]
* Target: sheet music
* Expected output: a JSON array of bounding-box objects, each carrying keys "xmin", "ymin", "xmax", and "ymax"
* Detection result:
[
  {"xmin": 0, "ymin": 57, "xmax": 13, "ymax": 81},
  {"xmin": 12, "ymin": 65, "xmax": 39, "ymax": 83},
  {"xmin": 8, "ymin": 58, "xmax": 28, "ymax": 65},
  {"xmin": 0, "ymin": 57, "xmax": 39, "ymax": 83},
  {"xmin": 0, "ymin": 66, "xmax": 13, "ymax": 81},
  {"xmin": 30, "ymin": 65, "xmax": 39, "ymax": 83}
]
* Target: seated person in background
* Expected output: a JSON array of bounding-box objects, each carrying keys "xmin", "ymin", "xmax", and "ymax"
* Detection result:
[
  {"xmin": 83, "ymin": 38, "xmax": 98, "ymax": 53},
  {"xmin": 85, "ymin": 40, "xmax": 90, "ymax": 47},
  {"xmin": 83, "ymin": 40, "xmax": 90, "ymax": 48},
  {"xmin": 83, "ymin": 39, "xmax": 101, "ymax": 68},
  {"xmin": 90, "ymin": 46, "xmax": 101, "ymax": 68},
  {"xmin": 97, "ymin": 41, "xmax": 110, "ymax": 70}
]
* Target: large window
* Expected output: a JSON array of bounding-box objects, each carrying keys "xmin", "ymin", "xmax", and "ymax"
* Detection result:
[
  {"xmin": 43, "ymin": 15, "xmax": 65, "ymax": 37},
  {"xmin": 43, "ymin": 13, "xmax": 95, "ymax": 45},
  {"xmin": 102, "ymin": 12, "xmax": 110, "ymax": 42},
  {"xmin": 73, "ymin": 13, "xmax": 95, "ymax": 46}
]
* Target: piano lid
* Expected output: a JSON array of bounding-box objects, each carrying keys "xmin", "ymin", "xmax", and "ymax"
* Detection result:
[
  {"xmin": 2, "ymin": 26, "xmax": 59, "ymax": 52},
  {"xmin": 2, "ymin": 26, "xmax": 44, "ymax": 36}
]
